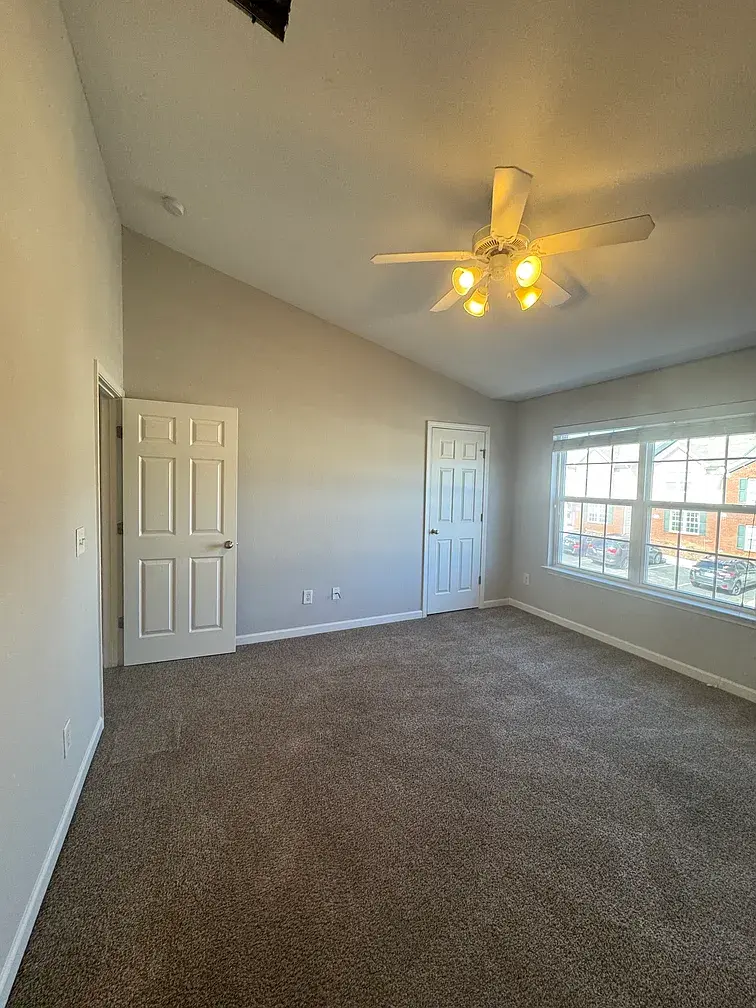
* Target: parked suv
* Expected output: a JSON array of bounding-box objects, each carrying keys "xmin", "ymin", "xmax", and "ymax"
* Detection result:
[
  {"xmin": 585, "ymin": 537, "xmax": 664, "ymax": 569},
  {"xmin": 689, "ymin": 556, "xmax": 756, "ymax": 596}
]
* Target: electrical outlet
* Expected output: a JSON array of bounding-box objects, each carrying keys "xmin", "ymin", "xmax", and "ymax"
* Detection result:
[
  {"xmin": 523, "ymin": 572, "xmax": 530, "ymax": 586},
  {"xmin": 75, "ymin": 526, "xmax": 86, "ymax": 557},
  {"xmin": 331, "ymin": 587, "xmax": 341, "ymax": 601},
  {"xmin": 302, "ymin": 589, "xmax": 314, "ymax": 605},
  {"xmin": 62, "ymin": 720, "xmax": 71, "ymax": 759}
]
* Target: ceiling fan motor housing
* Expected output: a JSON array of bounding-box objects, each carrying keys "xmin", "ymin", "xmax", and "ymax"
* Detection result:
[
  {"xmin": 489, "ymin": 253, "xmax": 513, "ymax": 281},
  {"xmin": 472, "ymin": 224, "xmax": 530, "ymax": 262}
]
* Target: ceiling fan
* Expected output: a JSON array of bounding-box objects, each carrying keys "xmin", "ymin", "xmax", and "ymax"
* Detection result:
[{"xmin": 370, "ymin": 167, "xmax": 655, "ymax": 317}]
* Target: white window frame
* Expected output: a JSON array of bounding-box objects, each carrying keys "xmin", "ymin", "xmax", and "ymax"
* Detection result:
[{"xmin": 548, "ymin": 410, "xmax": 756, "ymax": 623}]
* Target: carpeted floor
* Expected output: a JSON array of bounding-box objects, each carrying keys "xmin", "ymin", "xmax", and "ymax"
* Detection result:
[{"xmin": 8, "ymin": 608, "xmax": 756, "ymax": 1007}]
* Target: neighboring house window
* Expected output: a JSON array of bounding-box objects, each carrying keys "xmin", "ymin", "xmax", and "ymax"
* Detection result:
[
  {"xmin": 739, "ymin": 478, "xmax": 756, "ymax": 504},
  {"xmin": 551, "ymin": 419, "xmax": 756, "ymax": 620},
  {"xmin": 666, "ymin": 509, "xmax": 703, "ymax": 534}
]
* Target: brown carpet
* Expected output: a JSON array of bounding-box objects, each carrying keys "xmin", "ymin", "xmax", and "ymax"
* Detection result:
[{"xmin": 8, "ymin": 608, "xmax": 756, "ymax": 1007}]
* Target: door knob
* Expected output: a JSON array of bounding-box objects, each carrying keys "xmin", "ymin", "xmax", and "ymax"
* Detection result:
[
  {"xmin": 429, "ymin": 529, "xmax": 439, "ymax": 535},
  {"xmin": 223, "ymin": 540, "xmax": 235, "ymax": 549}
]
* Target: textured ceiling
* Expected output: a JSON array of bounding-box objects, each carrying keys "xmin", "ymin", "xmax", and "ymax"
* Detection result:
[{"xmin": 61, "ymin": 0, "xmax": 756, "ymax": 398}]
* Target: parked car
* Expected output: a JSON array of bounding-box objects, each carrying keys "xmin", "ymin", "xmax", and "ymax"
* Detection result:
[
  {"xmin": 561, "ymin": 533, "xmax": 581, "ymax": 556},
  {"xmin": 561, "ymin": 534, "xmax": 594, "ymax": 558},
  {"xmin": 689, "ymin": 556, "xmax": 756, "ymax": 596},
  {"xmin": 585, "ymin": 537, "xmax": 665, "ymax": 569}
]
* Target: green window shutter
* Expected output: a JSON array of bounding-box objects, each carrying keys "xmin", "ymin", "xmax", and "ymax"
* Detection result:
[
  {"xmin": 606, "ymin": 505, "xmax": 614, "ymax": 522},
  {"xmin": 664, "ymin": 510, "xmax": 671, "ymax": 532},
  {"xmin": 739, "ymin": 478, "xmax": 748, "ymax": 503},
  {"xmin": 699, "ymin": 513, "xmax": 706, "ymax": 536},
  {"xmin": 737, "ymin": 525, "xmax": 746, "ymax": 550}
]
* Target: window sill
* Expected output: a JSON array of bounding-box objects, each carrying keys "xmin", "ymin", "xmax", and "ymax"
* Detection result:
[{"xmin": 542, "ymin": 564, "xmax": 756, "ymax": 627}]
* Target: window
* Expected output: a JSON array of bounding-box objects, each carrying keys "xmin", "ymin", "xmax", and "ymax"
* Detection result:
[
  {"xmin": 667, "ymin": 510, "xmax": 702, "ymax": 534},
  {"xmin": 551, "ymin": 410, "xmax": 756, "ymax": 618}
]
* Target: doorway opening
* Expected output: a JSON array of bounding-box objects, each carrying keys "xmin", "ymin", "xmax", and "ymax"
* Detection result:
[{"xmin": 95, "ymin": 364, "xmax": 124, "ymax": 670}]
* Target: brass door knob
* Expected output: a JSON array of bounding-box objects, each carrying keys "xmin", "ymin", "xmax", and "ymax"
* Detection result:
[
  {"xmin": 429, "ymin": 529, "xmax": 439, "ymax": 535},
  {"xmin": 223, "ymin": 540, "xmax": 235, "ymax": 549}
]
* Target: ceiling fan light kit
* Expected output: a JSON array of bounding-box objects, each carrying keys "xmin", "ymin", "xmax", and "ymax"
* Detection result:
[
  {"xmin": 515, "ymin": 285, "xmax": 542, "ymax": 311},
  {"xmin": 463, "ymin": 286, "xmax": 489, "ymax": 317},
  {"xmin": 371, "ymin": 167, "xmax": 655, "ymax": 318},
  {"xmin": 514, "ymin": 254, "xmax": 542, "ymax": 287},
  {"xmin": 452, "ymin": 265, "xmax": 482, "ymax": 295}
]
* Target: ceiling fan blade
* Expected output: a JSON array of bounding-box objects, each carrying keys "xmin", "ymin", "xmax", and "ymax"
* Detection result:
[
  {"xmin": 490, "ymin": 166, "xmax": 533, "ymax": 241},
  {"xmin": 531, "ymin": 214, "xmax": 655, "ymax": 257},
  {"xmin": 539, "ymin": 273, "xmax": 571, "ymax": 307},
  {"xmin": 371, "ymin": 251, "xmax": 474, "ymax": 264},
  {"xmin": 430, "ymin": 288, "xmax": 464, "ymax": 312}
]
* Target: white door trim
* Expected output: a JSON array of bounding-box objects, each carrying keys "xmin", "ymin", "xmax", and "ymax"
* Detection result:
[
  {"xmin": 95, "ymin": 361, "xmax": 125, "ymax": 400},
  {"xmin": 94, "ymin": 360, "xmax": 124, "ymax": 685},
  {"xmin": 422, "ymin": 421, "xmax": 491, "ymax": 616}
]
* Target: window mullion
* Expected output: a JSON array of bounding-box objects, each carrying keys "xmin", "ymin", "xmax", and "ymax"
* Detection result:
[
  {"xmin": 628, "ymin": 442, "xmax": 650, "ymax": 584},
  {"xmin": 550, "ymin": 453, "xmax": 564, "ymax": 564}
]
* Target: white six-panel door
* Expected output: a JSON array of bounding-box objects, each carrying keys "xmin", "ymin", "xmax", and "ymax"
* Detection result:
[
  {"xmin": 122, "ymin": 399, "xmax": 238, "ymax": 665},
  {"xmin": 425, "ymin": 425, "xmax": 487, "ymax": 614}
]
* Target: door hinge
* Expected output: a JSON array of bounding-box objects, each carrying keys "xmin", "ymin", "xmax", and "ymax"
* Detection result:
[
  {"xmin": 117, "ymin": 616, "xmax": 124, "ymax": 629},
  {"xmin": 116, "ymin": 425, "xmax": 123, "ymax": 439},
  {"xmin": 116, "ymin": 521, "xmax": 123, "ymax": 535},
  {"xmin": 478, "ymin": 576, "xmax": 482, "ymax": 584},
  {"xmin": 480, "ymin": 512, "xmax": 484, "ymax": 522},
  {"xmin": 480, "ymin": 448, "xmax": 486, "ymax": 458}
]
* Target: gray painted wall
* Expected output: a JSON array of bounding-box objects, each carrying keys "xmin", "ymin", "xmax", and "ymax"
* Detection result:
[
  {"xmin": 0, "ymin": 0, "xmax": 122, "ymax": 990},
  {"xmin": 510, "ymin": 349, "xmax": 756, "ymax": 691},
  {"xmin": 123, "ymin": 232, "xmax": 514, "ymax": 635}
]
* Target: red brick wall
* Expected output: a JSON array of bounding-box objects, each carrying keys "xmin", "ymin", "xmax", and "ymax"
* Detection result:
[{"xmin": 724, "ymin": 458, "xmax": 756, "ymax": 503}]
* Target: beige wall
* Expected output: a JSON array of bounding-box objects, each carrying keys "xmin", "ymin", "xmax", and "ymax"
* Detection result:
[
  {"xmin": 123, "ymin": 232, "xmax": 514, "ymax": 634},
  {"xmin": 0, "ymin": 0, "xmax": 122, "ymax": 994},
  {"xmin": 510, "ymin": 348, "xmax": 756, "ymax": 691}
]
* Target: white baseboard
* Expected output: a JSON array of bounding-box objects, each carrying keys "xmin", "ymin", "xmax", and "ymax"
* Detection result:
[
  {"xmin": 480, "ymin": 598, "xmax": 512, "ymax": 609},
  {"xmin": 0, "ymin": 717, "xmax": 104, "ymax": 1007},
  {"xmin": 237, "ymin": 610, "xmax": 424, "ymax": 646},
  {"xmin": 507, "ymin": 599, "xmax": 756, "ymax": 704}
]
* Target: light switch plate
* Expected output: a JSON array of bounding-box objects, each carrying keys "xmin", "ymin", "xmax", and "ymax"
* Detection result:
[{"xmin": 75, "ymin": 526, "xmax": 86, "ymax": 557}]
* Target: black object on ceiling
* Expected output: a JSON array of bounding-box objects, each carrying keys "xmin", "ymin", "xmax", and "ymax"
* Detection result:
[{"xmin": 227, "ymin": 0, "xmax": 291, "ymax": 41}]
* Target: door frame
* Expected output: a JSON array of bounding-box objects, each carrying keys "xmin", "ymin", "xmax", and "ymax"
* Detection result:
[
  {"xmin": 94, "ymin": 360, "xmax": 124, "ymax": 681},
  {"xmin": 422, "ymin": 421, "xmax": 491, "ymax": 616}
]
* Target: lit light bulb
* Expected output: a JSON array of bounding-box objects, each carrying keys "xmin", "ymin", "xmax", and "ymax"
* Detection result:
[
  {"xmin": 515, "ymin": 285, "xmax": 542, "ymax": 311},
  {"xmin": 452, "ymin": 265, "xmax": 482, "ymax": 295},
  {"xmin": 514, "ymin": 255, "xmax": 542, "ymax": 287},
  {"xmin": 464, "ymin": 287, "xmax": 489, "ymax": 317}
]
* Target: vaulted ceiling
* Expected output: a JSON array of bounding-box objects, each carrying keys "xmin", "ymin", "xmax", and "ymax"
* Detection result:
[{"xmin": 61, "ymin": 0, "xmax": 756, "ymax": 397}]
